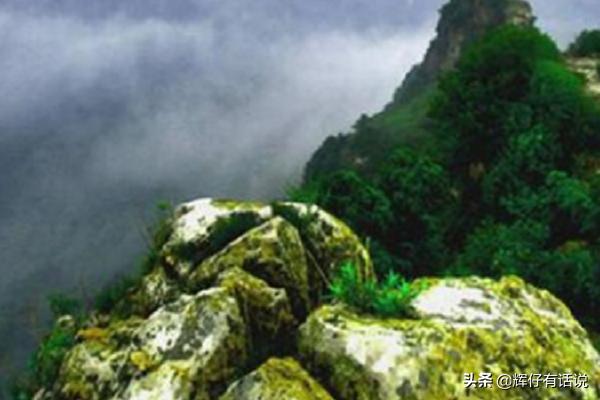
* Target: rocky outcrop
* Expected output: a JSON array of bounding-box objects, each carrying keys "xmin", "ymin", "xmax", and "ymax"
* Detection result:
[
  {"xmin": 568, "ymin": 57, "xmax": 600, "ymax": 99},
  {"xmin": 33, "ymin": 198, "xmax": 600, "ymax": 399},
  {"xmin": 219, "ymin": 358, "xmax": 333, "ymax": 400},
  {"xmin": 298, "ymin": 276, "xmax": 600, "ymax": 399},
  {"xmin": 36, "ymin": 199, "xmax": 371, "ymax": 400}
]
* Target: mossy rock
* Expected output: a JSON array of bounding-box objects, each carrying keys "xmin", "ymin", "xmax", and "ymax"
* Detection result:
[
  {"xmin": 160, "ymin": 199, "xmax": 372, "ymax": 312},
  {"xmin": 216, "ymin": 268, "xmax": 297, "ymax": 354},
  {"xmin": 162, "ymin": 198, "xmax": 273, "ymax": 278},
  {"xmin": 272, "ymin": 202, "xmax": 374, "ymax": 285},
  {"xmin": 188, "ymin": 216, "xmax": 311, "ymax": 317},
  {"xmin": 37, "ymin": 199, "xmax": 374, "ymax": 398},
  {"xmin": 298, "ymin": 276, "xmax": 600, "ymax": 400},
  {"xmin": 57, "ymin": 288, "xmax": 248, "ymax": 400},
  {"xmin": 219, "ymin": 358, "xmax": 334, "ymax": 400},
  {"xmin": 116, "ymin": 267, "xmax": 181, "ymax": 317}
]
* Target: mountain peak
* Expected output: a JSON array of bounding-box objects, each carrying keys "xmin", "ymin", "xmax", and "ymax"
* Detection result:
[{"xmin": 392, "ymin": 0, "xmax": 534, "ymax": 105}]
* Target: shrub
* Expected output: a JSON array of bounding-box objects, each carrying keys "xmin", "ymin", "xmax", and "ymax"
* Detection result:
[
  {"xmin": 30, "ymin": 326, "xmax": 76, "ymax": 388},
  {"xmin": 568, "ymin": 29, "xmax": 600, "ymax": 57},
  {"xmin": 48, "ymin": 294, "xmax": 82, "ymax": 319},
  {"xmin": 329, "ymin": 262, "xmax": 425, "ymax": 318},
  {"xmin": 9, "ymin": 322, "xmax": 78, "ymax": 399}
]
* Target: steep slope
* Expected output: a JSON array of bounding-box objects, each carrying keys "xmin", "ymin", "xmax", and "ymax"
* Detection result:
[{"xmin": 304, "ymin": 0, "xmax": 534, "ymax": 180}]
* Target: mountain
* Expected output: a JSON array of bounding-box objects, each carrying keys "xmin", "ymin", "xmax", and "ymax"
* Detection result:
[{"xmin": 304, "ymin": 0, "xmax": 534, "ymax": 180}]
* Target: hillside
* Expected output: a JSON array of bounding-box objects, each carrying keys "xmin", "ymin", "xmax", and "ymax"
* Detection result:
[
  {"xmin": 295, "ymin": 0, "xmax": 600, "ymax": 348},
  {"xmin": 305, "ymin": 0, "xmax": 535, "ymax": 180}
]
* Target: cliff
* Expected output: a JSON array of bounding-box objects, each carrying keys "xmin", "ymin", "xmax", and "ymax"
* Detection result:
[
  {"xmin": 304, "ymin": 0, "xmax": 534, "ymax": 181},
  {"xmin": 393, "ymin": 0, "xmax": 533, "ymax": 104}
]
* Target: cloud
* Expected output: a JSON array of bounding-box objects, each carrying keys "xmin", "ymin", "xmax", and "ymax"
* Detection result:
[
  {"xmin": 0, "ymin": 6, "xmax": 435, "ymax": 377},
  {"xmin": 2, "ymin": 0, "xmax": 599, "ymax": 385}
]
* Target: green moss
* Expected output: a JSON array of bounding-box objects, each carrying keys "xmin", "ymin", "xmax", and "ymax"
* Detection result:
[
  {"xmin": 217, "ymin": 268, "xmax": 296, "ymax": 362},
  {"xmin": 300, "ymin": 286, "xmax": 600, "ymax": 400},
  {"xmin": 220, "ymin": 358, "xmax": 334, "ymax": 400},
  {"xmin": 168, "ymin": 211, "xmax": 264, "ymax": 268},
  {"xmin": 189, "ymin": 217, "xmax": 311, "ymax": 317}
]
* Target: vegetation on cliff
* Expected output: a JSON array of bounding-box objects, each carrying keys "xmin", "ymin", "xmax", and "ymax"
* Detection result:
[
  {"xmin": 569, "ymin": 29, "xmax": 600, "ymax": 57},
  {"xmin": 295, "ymin": 25, "xmax": 600, "ymax": 332}
]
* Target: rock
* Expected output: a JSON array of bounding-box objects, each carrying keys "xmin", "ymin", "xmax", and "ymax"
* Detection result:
[
  {"xmin": 189, "ymin": 216, "xmax": 312, "ymax": 317},
  {"xmin": 567, "ymin": 57, "xmax": 600, "ymax": 99},
  {"xmin": 127, "ymin": 288, "xmax": 248, "ymax": 399},
  {"xmin": 298, "ymin": 276, "xmax": 600, "ymax": 400},
  {"xmin": 45, "ymin": 198, "xmax": 373, "ymax": 399},
  {"xmin": 58, "ymin": 288, "xmax": 248, "ymax": 400},
  {"xmin": 394, "ymin": 0, "xmax": 534, "ymax": 105},
  {"xmin": 216, "ymin": 268, "xmax": 297, "ymax": 353},
  {"xmin": 219, "ymin": 358, "xmax": 334, "ymax": 400},
  {"xmin": 118, "ymin": 361, "xmax": 194, "ymax": 400},
  {"xmin": 162, "ymin": 198, "xmax": 273, "ymax": 277},
  {"xmin": 59, "ymin": 337, "xmax": 132, "ymax": 400},
  {"xmin": 273, "ymin": 202, "xmax": 374, "ymax": 301},
  {"xmin": 119, "ymin": 267, "xmax": 181, "ymax": 317}
]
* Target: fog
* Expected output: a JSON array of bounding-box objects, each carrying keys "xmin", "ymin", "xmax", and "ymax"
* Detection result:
[{"xmin": 0, "ymin": 0, "xmax": 598, "ymax": 386}]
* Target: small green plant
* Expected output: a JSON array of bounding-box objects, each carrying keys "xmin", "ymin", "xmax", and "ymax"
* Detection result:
[
  {"xmin": 30, "ymin": 326, "xmax": 76, "ymax": 388},
  {"xmin": 9, "ymin": 324, "xmax": 77, "ymax": 400},
  {"xmin": 94, "ymin": 201, "xmax": 175, "ymax": 314},
  {"xmin": 329, "ymin": 262, "xmax": 425, "ymax": 318},
  {"xmin": 48, "ymin": 294, "xmax": 82, "ymax": 319}
]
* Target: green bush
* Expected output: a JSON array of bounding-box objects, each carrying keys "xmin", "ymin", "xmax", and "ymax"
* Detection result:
[
  {"xmin": 329, "ymin": 262, "xmax": 425, "ymax": 318},
  {"xmin": 30, "ymin": 326, "xmax": 76, "ymax": 388},
  {"xmin": 48, "ymin": 294, "xmax": 82, "ymax": 319},
  {"xmin": 430, "ymin": 25, "xmax": 561, "ymax": 173},
  {"xmin": 568, "ymin": 29, "xmax": 600, "ymax": 57},
  {"xmin": 10, "ymin": 323, "xmax": 77, "ymax": 399}
]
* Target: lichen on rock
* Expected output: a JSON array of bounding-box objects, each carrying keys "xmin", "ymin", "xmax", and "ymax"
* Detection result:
[
  {"xmin": 298, "ymin": 276, "xmax": 600, "ymax": 400},
  {"xmin": 188, "ymin": 216, "xmax": 312, "ymax": 317},
  {"xmin": 219, "ymin": 358, "xmax": 334, "ymax": 400},
  {"xmin": 162, "ymin": 198, "xmax": 273, "ymax": 278}
]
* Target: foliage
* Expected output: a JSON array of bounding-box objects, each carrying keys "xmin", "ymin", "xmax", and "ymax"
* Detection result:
[
  {"xmin": 568, "ymin": 29, "xmax": 600, "ymax": 57},
  {"xmin": 10, "ymin": 323, "xmax": 77, "ymax": 400},
  {"xmin": 329, "ymin": 262, "xmax": 425, "ymax": 318},
  {"xmin": 430, "ymin": 25, "xmax": 561, "ymax": 172},
  {"xmin": 94, "ymin": 202, "xmax": 174, "ymax": 314},
  {"xmin": 30, "ymin": 327, "xmax": 76, "ymax": 388},
  {"xmin": 48, "ymin": 294, "xmax": 82, "ymax": 319},
  {"xmin": 297, "ymin": 25, "xmax": 600, "ymax": 332}
]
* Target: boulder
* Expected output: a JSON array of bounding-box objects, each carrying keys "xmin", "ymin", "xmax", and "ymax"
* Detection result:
[
  {"xmin": 298, "ymin": 276, "xmax": 600, "ymax": 400},
  {"xmin": 58, "ymin": 288, "xmax": 248, "ymax": 400},
  {"xmin": 216, "ymin": 268, "xmax": 296, "ymax": 347},
  {"xmin": 219, "ymin": 358, "xmax": 334, "ymax": 400},
  {"xmin": 272, "ymin": 202, "xmax": 374, "ymax": 290},
  {"xmin": 162, "ymin": 199, "xmax": 273, "ymax": 278},
  {"xmin": 189, "ymin": 216, "xmax": 312, "ymax": 316}
]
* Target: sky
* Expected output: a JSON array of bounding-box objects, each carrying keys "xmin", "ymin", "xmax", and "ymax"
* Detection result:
[{"xmin": 1, "ymin": 0, "xmax": 599, "ymax": 385}]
